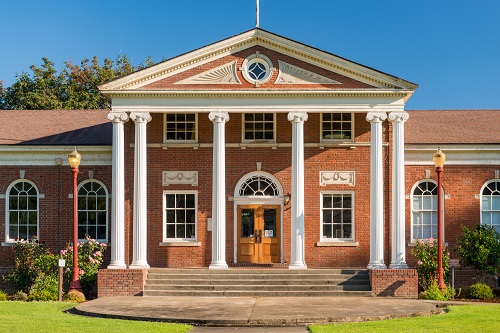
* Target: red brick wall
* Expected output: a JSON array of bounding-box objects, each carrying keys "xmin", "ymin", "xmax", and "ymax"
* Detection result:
[
  {"xmin": 369, "ymin": 269, "xmax": 418, "ymax": 298},
  {"xmin": 0, "ymin": 165, "xmax": 112, "ymax": 271},
  {"xmin": 97, "ymin": 269, "xmax": 147, "ymax": 297}
]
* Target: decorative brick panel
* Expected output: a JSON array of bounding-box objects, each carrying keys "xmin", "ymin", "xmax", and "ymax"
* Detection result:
[
  {"xmin": 97, "ymin": 269, "xmax": 147, "ymax": 297},
  {"xmin": 369, "ymin": 269, "xmax": 418, "ymax": 298}
]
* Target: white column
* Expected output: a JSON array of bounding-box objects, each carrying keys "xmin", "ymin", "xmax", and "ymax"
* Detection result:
[
  {"xmin": 129, "ymin": 111, "xmax": 152, "ymax": 269},
  {"xmin": 107, "ymin": 112, "xmax": 129, "ymax": 269},
  {"xmin": 209, "ymin": 111, "xmax": 229, "ymax": 269},
  {"xmin": 288, "ymin": 111, "xmax": 308, "ymax": 269},
  {"xmin": 366, "ymin": 111, "xmax": 387, "ymax": 269},
  {"xmin": 389, "ymin": 111, "xmax": 409, "ymax": 268}
]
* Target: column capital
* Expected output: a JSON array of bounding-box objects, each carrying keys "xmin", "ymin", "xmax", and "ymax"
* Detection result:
[
  {"xmin": 388, "ymin": 111, "xmax": 409, "ymax": 123},
  {"xmin": 130, "ymin": 111, "xmax": 152, "ymax": 123},
  {"xmin": 107, "ymin": 111, "xmax": 129, "ymax": 123},
  {"xmin": 287, "ymin": 111, "xmax": 308, "ymax": 123},
  {"xmin": 209, "ymin": 111, "xmax": 230, "ymax": 123},
  {"xmin": 366, "ymin": 111, "xmax": 387, "ymax": 123}
]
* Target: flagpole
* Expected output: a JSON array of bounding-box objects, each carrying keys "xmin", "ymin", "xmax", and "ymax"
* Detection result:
[{"xmin": 256, "ymin": 0, "xmax": 260, "ymax": 28}]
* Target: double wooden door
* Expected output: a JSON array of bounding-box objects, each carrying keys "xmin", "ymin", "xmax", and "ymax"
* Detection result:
[{"xmin": 237, "ymin": 205, "xmax": 281, "ymax": 263}]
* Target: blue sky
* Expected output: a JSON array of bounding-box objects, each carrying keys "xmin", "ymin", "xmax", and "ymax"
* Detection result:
[{"xmin": 1, "ymin": 0, "xmax": 499, "ymax": 110}]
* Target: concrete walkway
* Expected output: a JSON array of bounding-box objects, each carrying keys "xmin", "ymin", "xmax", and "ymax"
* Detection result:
[{"xmin": 74, "ymin": 296, "xmax": 442, "ymax": 329}]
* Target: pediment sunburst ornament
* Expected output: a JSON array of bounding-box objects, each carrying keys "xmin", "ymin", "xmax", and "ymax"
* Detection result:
[
  {"xmin": 175, "ymin": 61, "xmax": 241, "ymax": 84},
  {"xmin": 275, "ymin": 60, "xmax": 341, "ymax": 85}
]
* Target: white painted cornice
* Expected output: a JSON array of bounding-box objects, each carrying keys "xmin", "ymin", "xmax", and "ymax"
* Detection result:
[
  {"xmin": 0, "ymin": 146, "xmax": 112, "ymax": 166},
  {"xmin": 99, "ymin": 29, "xmax": 417, "ymax": 95},
  {"xmin": 405, "ymin": 144, "xmax": 500, "ymax": 165}
]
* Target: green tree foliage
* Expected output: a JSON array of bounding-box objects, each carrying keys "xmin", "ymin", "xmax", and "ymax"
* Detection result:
[
  {"xmin": 0, "ymin": 55, "xmax": 154, "ymax": 110},
  {"xmin": 455, "ymin": 224, "xmax": 500, "ymax": 282}
]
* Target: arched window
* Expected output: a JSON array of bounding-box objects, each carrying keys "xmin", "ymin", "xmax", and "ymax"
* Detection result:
[
  {"xmin": 481, "ymin": 180, "xmax": 500, "ymax": 233},
  {"xmin": 78, "ymin": 180, "xmax": 108, "ymax": 242},
  {"xmin": 238, "ymin": 174, "xmax": 281, "ymax": 197},
  {"xmin": 411, "ymin": 180, "xmax": 440, "ymax": 240},
  {"xmin": 6, "ymin": 180, "xmax": 39, "ymax": 241}
]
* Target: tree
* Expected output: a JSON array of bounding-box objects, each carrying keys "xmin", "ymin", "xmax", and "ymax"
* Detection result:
[
  {"xmin": 455, "ymin": 224, "xmax": 500, "ymax": 283},
  {"xmin": 0, "ymin": 55, "xmax": 154, "ymax": 110}
]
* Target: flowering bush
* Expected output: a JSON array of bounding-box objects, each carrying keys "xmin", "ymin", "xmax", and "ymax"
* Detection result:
[
  {"xmin": 6, "ymin": 237, "xmax": 57, "ymax": 293},
  {"xmin": 410, "ymin": 238, "xmax": 450, "ymax": 290},
  {"xmin": 60, "ymin": 235, "xmax": 107, "ymax": 298}
]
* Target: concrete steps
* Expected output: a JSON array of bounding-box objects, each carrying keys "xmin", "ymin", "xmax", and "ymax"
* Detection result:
[{"xmin": 143, "ymin": 268, "xmax": 372, "ymax": 297}]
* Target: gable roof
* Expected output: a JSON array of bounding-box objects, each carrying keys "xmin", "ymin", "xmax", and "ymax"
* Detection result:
[
  {"xmin": 99, "ymin": 28, "xmax": 417, "ymax": 94},
  {"xmin": 0, "ymin": 110, "xmax": 111, "ymax": 145},
  {"xmin": 406, "ymin": 110, "xmax": 500, "ymax": 144}
]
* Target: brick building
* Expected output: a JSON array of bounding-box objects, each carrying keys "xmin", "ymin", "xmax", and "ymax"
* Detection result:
[{"xmin": 1, "ymin": 29, "xmax": 498, "ymax": 294}]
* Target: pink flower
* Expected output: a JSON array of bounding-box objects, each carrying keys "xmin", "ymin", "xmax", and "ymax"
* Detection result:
[
  {"xmin": 95, "ymin": 251, "xmax": 102, "ymax": 257},
  {"xmin": 89, "ymin": 256, "xmax": 95, "ymax": 264},
  {"xmin": 417, "ymin": 260, "xmax": 422, "ymax": 265},
  {"xmin": 60, "ymin": 249, "xmax": 67, "ymax": 255},
  {"xmin": 101, "ymin": 243, "xmax": 107, "ymax": 247},
  {"xmin": 428, "ymin": 238, "xmax": 435, "ymax": 243},
  {"xmin": 79, "ymin": 269, "xmax": 85, "ymax": 275}
]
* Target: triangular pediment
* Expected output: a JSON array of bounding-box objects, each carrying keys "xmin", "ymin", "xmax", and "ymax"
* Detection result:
[{"xmin": 99, "ymin": 28, "xmax": 417, "ymax": 94}]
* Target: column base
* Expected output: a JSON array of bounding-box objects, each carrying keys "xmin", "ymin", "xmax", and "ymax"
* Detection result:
[
  {"xmin": 209, "ymin": 262, "xmax": 229, "ymax": 270},
  {"xmin": 367, "ymin": 262, "xmax": 387, "ymax": 269},
  {"xmin": 289, "ymin": 263, "xmax": 307, "ymax": 270},
  {"xmin": 129, "ymin": 262, "xmax": 150, "ymax": 269},
  {"xmin": 107, "ymin": 262, "xmax": 127, "ymax": 269},
  {"xmin": 389, "ymin": 262, "xmax": 409, "ymax": 269}
]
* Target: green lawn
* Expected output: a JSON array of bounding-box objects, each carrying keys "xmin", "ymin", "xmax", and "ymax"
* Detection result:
[
  {"xmin": 309, "ymin": 304, "xmax": 500, "ymax": 333},
  {"xmin": 0, "ymin": 301, "xmax": 192, "ymax": 333}
]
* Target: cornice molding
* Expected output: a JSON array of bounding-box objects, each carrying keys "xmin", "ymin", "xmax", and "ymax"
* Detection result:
[{"xmin": 99, "ymin": 29, "xmax": 417, "ymax": 93}]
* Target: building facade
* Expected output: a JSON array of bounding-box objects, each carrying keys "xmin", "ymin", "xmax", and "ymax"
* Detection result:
[{"xmin": 1, "ymin": 29, "xmax": 499, "ymax": 294}]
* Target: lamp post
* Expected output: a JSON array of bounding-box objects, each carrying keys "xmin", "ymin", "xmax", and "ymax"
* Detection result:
[
  {"xmin": 68, "ymin": 148, "xmax": 82, "ymax": 292},
  {"xmin": 433, "ymin": 148, "xmax": 446, "ymax": 290}
]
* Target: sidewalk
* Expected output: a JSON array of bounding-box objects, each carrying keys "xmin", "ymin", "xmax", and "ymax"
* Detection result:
[{"xmin": 75, "ymin": 296, "xmax": 441, "ymax": 327}]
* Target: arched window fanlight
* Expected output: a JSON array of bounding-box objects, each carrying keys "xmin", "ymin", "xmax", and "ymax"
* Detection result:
[{"xmin": 238, "ymin": 175, "xmax": 280, "ymax": 197}]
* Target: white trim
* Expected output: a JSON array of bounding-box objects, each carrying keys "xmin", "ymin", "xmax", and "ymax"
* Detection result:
[
  {"xmin": 320, "ymin": 191, "xmax": 355, "ymax": 242},
  {"xmin": 0, "ymin": 146, "xmax": 112, "ymax": 166},
  {"xmin": 5, "ymin": 179, "xmax": 39, "ymax": 243},
  {"xmin": 162, "ymin": 190, "xmax": 198, "ymax": 243},
  {"xmin": 405, "ymin": 145, "xmax": 500, "ymax": 165},
  {"xmin": 233, "ymin": 171, "xmax": 284, "ymax": 198},
  {"xmin": 241, "ymin": 53, "xmax": 274, "ymax": 85},
  {"xmin": 320, "ymin": 112, "xmax": 355, "ymax": 143},
  {"xmin": 77, "ymin": 179, "xmax": 109, "ymax": 243}
]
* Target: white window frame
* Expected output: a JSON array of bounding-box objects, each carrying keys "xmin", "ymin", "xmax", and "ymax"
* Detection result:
[
  {"xmin": 410, "ymin": 180, "xmax": 445, "ymax": 241},
  {"xmin": 320, "ymin": 112, "xmax": 355, "ymax": 143},
  {"xmin": 163, "ymin": 113, "xmax": 198, "ymax": 143},
  {"xmin": 163, "ymin": 190, "xmax": 198, "ymax": 242},
  {"xmin": 5, "ymin": 179, "xmax": 39, "ymax": 243},
  {"xmin": 480, "ymin": 180, "xmax": 500, "ymax": 233},
  {"xmin": 320, "ymin": 191, "xmax": 355, "ymax": 241},
  {"xmin": 241, "ymin": 113, "xmax": 276, "ymax": 143},
  {"xmin": 77, "ymin": 179, "xmax": 109, "ymax": 242}
]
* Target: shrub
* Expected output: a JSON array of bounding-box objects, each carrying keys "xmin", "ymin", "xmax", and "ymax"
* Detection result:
[
  {"xmin": 63, "ymin": 289, "xmax": 86, "ymax": 303},
  {"xmin": 6, "ymin": 238, "xmax": 52, "ymax": 293},
  {"xmin": 410, "ymin": 238, "xmax": 450, "ymax": 290},
  {"xmin": 28, "ymin": 275, "xmax": 58, "ymax": 302},
  {"xmin": 418, "ymin": 278, "xmax": 455, "ymax": 300},
  {"xmin": 8, "ymin": 291, "xmax": 28, "ymax": 301},
  {"xmin": 455, "ymin": 225, "xmax": 500, "ymax": 283},
  {"xmin": 60, "ymin": 235, "xmax": 107, "ymax": 298},
  {"xmin": 0, "ymin": 290, "xmax": 7, "ymax": 301},
  {"xmin": 467, "ymin": 282, "xmax": 494, "ymax": 300}
]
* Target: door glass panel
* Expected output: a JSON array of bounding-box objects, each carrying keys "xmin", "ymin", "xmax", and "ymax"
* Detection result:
[
  {"xmin": 241, "ymin": 209, "xmax": 254, "ymax": 238},
  {"xmin": 263, "ymin": 209, "xmax": 276, "ymax": 238}
]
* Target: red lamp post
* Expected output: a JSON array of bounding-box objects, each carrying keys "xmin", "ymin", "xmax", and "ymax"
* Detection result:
[
  {"xmin": 68, "ymin": 148, "xmax": 82, "ymax": 292},
  {"xmin": 433, "ymin": 148, "xmax": 446, "ymax": 290}
]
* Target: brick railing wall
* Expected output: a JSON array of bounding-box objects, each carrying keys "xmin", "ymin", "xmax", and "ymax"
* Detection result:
[
  {"xmin": 369, "ymin": 269, "xmax": 418, "ymax": 298},
  {"xmin": 97, "ymin": 269, "xmax": 147, "ymax": 297}
]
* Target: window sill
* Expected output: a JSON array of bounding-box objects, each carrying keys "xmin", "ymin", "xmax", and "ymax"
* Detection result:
[
  {"xmin": 159, "ymin": 241, "xmax": 201, "ymax": 247},
  {"xmin": 316, "ymin": 241, "xmax": 359, "ymax": 247},
  {"xmin": 1, "ymin": 242, "xmax": 15, "ymax": 247},
  {"xmin": 408, "ymin": 242, "xmax": 448, "ymax": 247}
]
